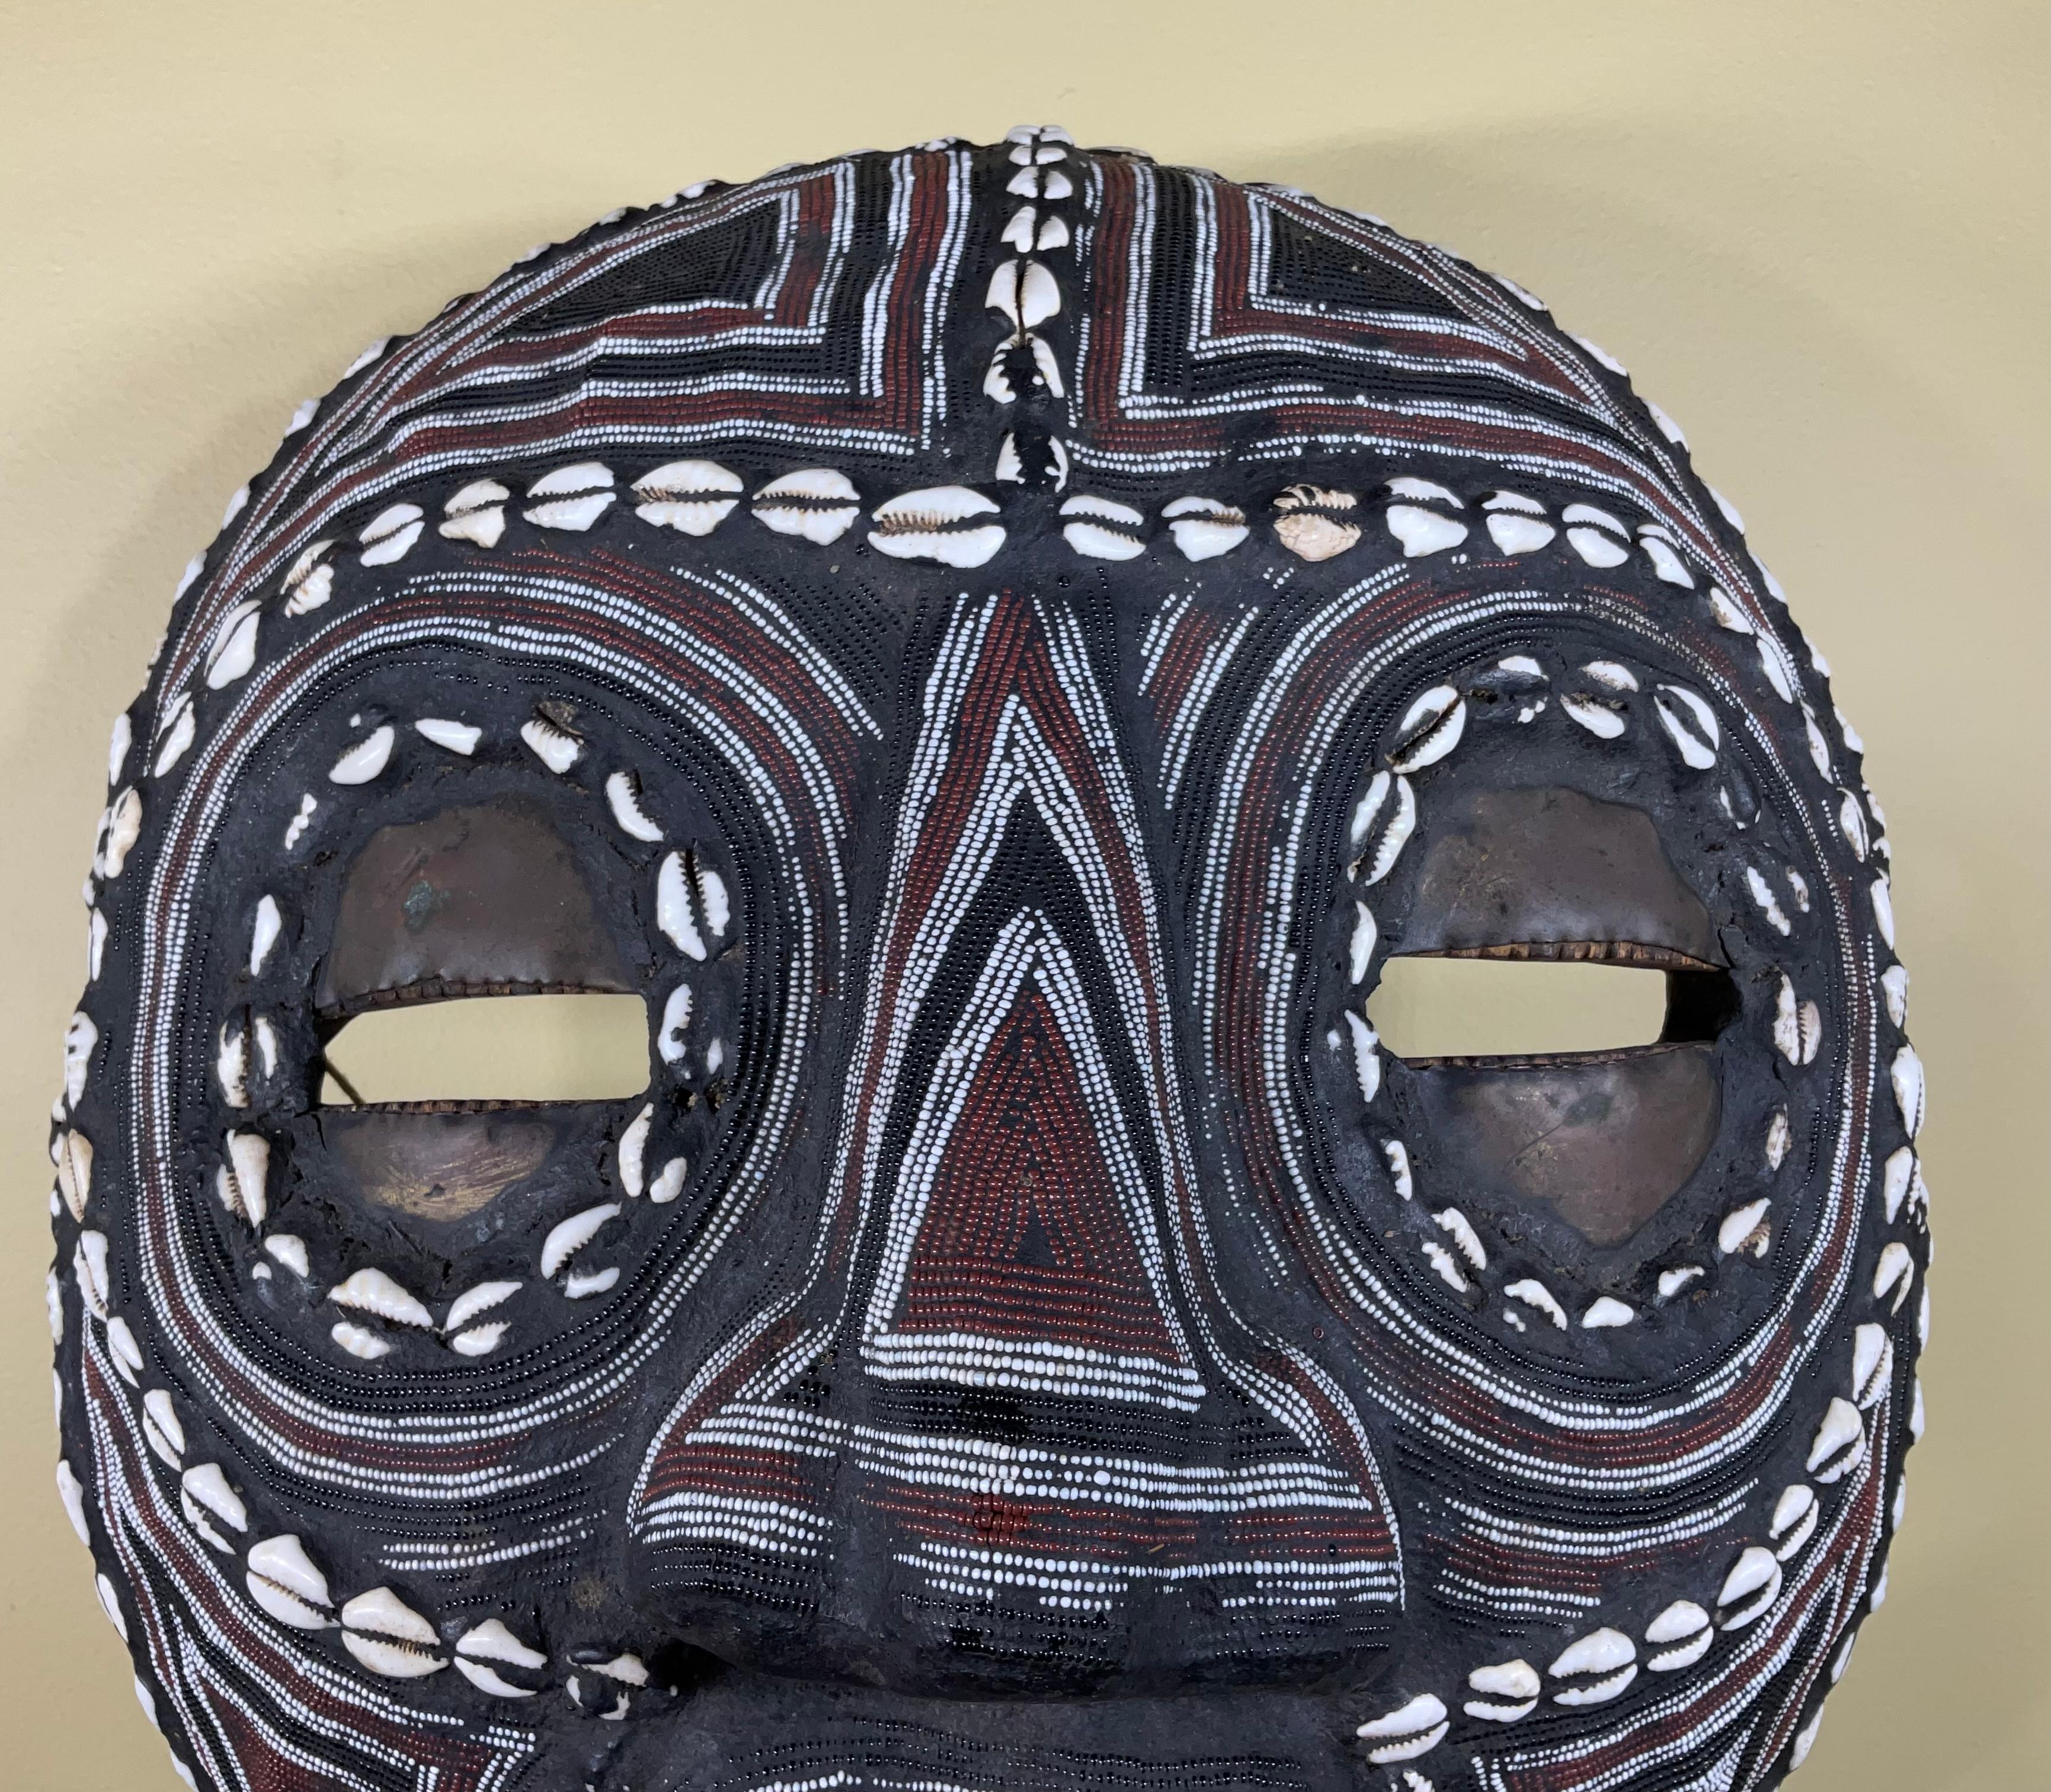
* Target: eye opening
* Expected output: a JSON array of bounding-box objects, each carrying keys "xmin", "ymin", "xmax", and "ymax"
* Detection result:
[
  {"xmin": 317, "ymin": 988, "xmax": 649, "ymax": 1109},
  {"xmin": 1370, "ymin": 943, "xmax": 1738, "ymax": 1066}
]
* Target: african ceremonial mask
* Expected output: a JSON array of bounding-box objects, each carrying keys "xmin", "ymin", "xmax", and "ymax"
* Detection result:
[{"xmin": 49, "ymin": 129, "xmax": 1927, "ymax": 1791}]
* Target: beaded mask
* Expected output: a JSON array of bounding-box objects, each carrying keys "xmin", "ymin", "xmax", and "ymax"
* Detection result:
[{"xmin": 51, "ymin": 129, "xmax": 1925, "ymax": 1792}]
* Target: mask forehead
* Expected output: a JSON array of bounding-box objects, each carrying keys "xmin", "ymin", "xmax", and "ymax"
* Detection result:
[{"xmin": 51, "ymin": 127, "xmax": 1921, "ymax": 1792}]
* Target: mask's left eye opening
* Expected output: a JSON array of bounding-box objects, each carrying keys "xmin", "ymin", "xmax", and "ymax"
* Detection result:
[{"xmin": 318, "ymin": 993, "xmax": 649, "ymax": 1107}]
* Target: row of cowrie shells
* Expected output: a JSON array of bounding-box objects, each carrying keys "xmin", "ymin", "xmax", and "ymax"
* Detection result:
[
  {"xmin": 63, "ymin": 1401, "xmax": 644, "ymax": 1701},
  {"xmin": 984, "ymin": 125, "xmax": 1076, "ymax": 495},
  {"xmin": 242, "ymin": 463, "xmax": 1765, "ymax": 631},
  {"xmin": 1356, "ymin": 1314, "xmax": 1900, "ymax": 1764},
  {"xmin": 241, "ymin": 710, "xmax": 731, "ymax": 1361}
]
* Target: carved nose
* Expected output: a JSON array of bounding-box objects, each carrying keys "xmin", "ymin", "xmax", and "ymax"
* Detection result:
[{"xmin": 860, "ymin": 907, "xmax": 1207, "ymax": 1412}]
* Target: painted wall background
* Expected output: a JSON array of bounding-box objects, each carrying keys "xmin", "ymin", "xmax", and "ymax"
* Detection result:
[{"xmin": 1, "ymin": 3, "xmax": 2043, "ymax": 1785}]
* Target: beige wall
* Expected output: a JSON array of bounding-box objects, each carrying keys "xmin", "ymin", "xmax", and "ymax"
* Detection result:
[{"xmin": 1, "ymin": 4, "xmax": 2043, "ymax": 1785}]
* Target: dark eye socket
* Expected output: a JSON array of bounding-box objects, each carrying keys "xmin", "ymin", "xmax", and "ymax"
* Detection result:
[{"xmin": 1346, "ymin": 783, "xmax": 1739, "ymax": 1250}]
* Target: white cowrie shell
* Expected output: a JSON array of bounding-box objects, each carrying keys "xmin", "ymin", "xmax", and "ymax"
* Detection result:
[
  {"xmin": 444, "ymin": 1282, "xmax": 522, "ymax": 1333},
  {"xmin": 1716, "ymin": 1545, "xmax": 1783, "ymax": 1628},
  {"xmin": 564, "ymin": 1265, "xmax": 621, "ymax": 1299},
  {"xmin": 329, "ymin": 725, "xmax": 395, "ymax": 785},
  {"xmin": 56, "ymin": 1460, "xmax": 91, "ymax": 1546},
  {"xmin": 649, "ymin": 1156, "xmax": 688, "ymax": 1204},
  {"xmin": 1807, "ymin": 1396, "xmax": 1866, "ymax": 1483},
  {"xmin": 1718, "ymin": 1197, "xmax": 1771, "ymax": 1257},
  {"xmin": 1354, "ymin": 1692, "xmax": 1448, "ymax": 1764},
  {"xmin": 101, "ymin": 786, "xmax": 143, "ymax": 878},
  {"xmin": 1580, "ymin": 1297, "xmax": 1634, "ymax": 1329},
  {"xmin": 869, "ymin": 486, "xmax": 1006, "ymax": 568},
  {"xmin": 213, "ymin": 1131, "xmax": 270, "ymax": 1228},
  {"xmin": 1560, "ymin": 692, "xmax": 1627, "ymax": 738},
  {"xmin": 1486, "ymin": 511, "xmax": 1554, "ymax": 554},
  {"xmin": 1656, "ymin": 1265, "xmax": 1704, "ymax": 1298},
  {"xmin": 107, "ymin": 712, "xmax": 133, "ymax": 785},
  {"xmin": 1652, "ymin": 684, "xmax": 1719, "ymax": 769},
  {"xmin": 752, "ymin": 468, "xmax": 860, "ymax": 543},
  {"xmin": 1060, "ymin": 494, "xmax": 1147, "ymax": 561},
  {"xmin": 450, "ymin": 1322, "xmax": 510, "ymax": 1357},
  {"xmin": 1873, "ymin": 1240, "xmax": 1915, "ymax": 1312},
  {"xmin": 632, "ymin": 460, "xmax": 742, "ymax": 535},
  {"xmin": 658, "ymin": 983, "xmax": 693, "ymax": 1065},
  {"xmin": 180, "ymin": 1463, "xmax": 249, "ymax": 1547},
  {"xmin": 204, "ymin": 600, "xmax": 263, "ymax": 690},
  {"xmin": 1548, "ymin": 1628, "xmax": 1636, "ymax": 1705},
  {"xmin": 440, "ymin": 478, "xmax": 510, "ymax": 547},
  {"xmin": 524, "ymin": 462, "xmax": 616, "ymax": 531},
  {"xmin": 1422, "ymin": 1240, "xmax": 1469, "ymax": 1293},
  {"xmin": 281, "ymin": 540, "xmax": 337, "ymax": 615},
  {"xmin": 1386, "ymin": 686, "xmax": 1466, "ymax": 773},
  {"xmin": 658, "ymin": 851, "xmax": 706, "ymax": 959},
  {"xmin": 1163, "ymin": 495, "xmax": 1249, "ymax": 561},
  {"xmin": 1348, "ymin": 902, "xmax": 1377, "ymax": 984},
  {"xmin": 1381, "ymin": 1138, "xmax": 1413, "ymax": 1200},
  {"xmin": 247, "ymin": 1535, "xmax": 335, "ymax": 1630},
  {"xmin": 1343, "ymin": 1012, "xmax": 1380, "ymax": 1103},
  {"xmin": 105, "ymin": 1315, "xmax": 146, "ymax": 1384},
  {"xmin": 1644, "ymin": 1600, "xmax": 1712, "ymax": 1670},
  {"xmin": 415, "ymin": 716, "xmax": 481, "ymax": 754},
  {"xmin": 96, "ymin": 1573, "xmax": 127, "ymax": 1640},
  {"xmin": 329, "ymin": 1267, "xmax": 434, "ymax": 1329},
  {"xmin": 1838, "ymin": 789, "xmax": 1870, "ymax": 859},
  {"xmin": 1770, "ymin": 1484, "xmax": 1818, "ymax": 1560},
  {"xmin": 1881, "ymin": 964, "xmax": 1909, "ymax": 1027},
  {"xmin": 341, "ymin": 1588, "xmax": 446, "ymax": 1678},
  {"xmin": 605, "ymin": 769, "xmax": 664, "ymax": 842},
  {"xmin": 1890, "ymin": 1045, "xmax": 1925, "ymax": 1136},
  {"xmin": 153, "ymin": 698, "xmax": 195, "ymax": 778},
  {"xmin": 215, "ymin": 1015, "xmax": 249, "ymax": 1108},
  {"xmin": 1879, "ymin": 1140, "xmax": 1919, "ymax": 1222},
  {"xmin": 1852, "ymin": 1321, "xmax": 1893, "ymax": 1407},
  {"xmin": 1482, "ymin": 489, "xmax": 1544, "ymax": 515},
  {"xmin": 1745, "ymin": 866, "xmax": 1791, "ymax": 935},
  {"xmin": 1707, "ymin": 585, "xmax": 1755, "ymax": 635},
  {"xmin": 619, "ymin": 1104, "xmax": 653, "ymax": 1196},
  {"xmin": 1772, "ymin": 975, "xmax": 1821, "ymax": 1064},
  {"xmin": 521, "ymin": 711, "xmax": 584, "ymax": 775},
  {"xmin": 1565, "ymin": 526, "xmax": 1629, "ymax": 568},
  {"xmin": 453, "ymin": 1619, "xmax": 547, "ymax": 1697},
  {"xmin": 284, "ymin": 793, "xmax": 316, "ymax": 849},
  {"xmin": 142, "ymin": 1388, "xmax": 186, "ymax": 1468},
  {"xmin": 359, "ymin": 503, "xmax": 424, "ymax": 566},
  {"xmin": 249, "ymin": 894, "xmax": 283, "ymax": 974},
  {"xmin": 1505, "ymin": 1279, "xmax": 1567, "ymax": 1330},
  {"xmin": 1385, "ymin": 505, "xmax": 1467, "ymax": 556},
  {"xmin": 75, "ymin": 1230, "xmax": 111, "ymax": 1319},
  {"xmin": 264, "ymin": 1234, "xmax": 310, "ymax": 1278},
  {"xmin": 1353, "ymin": 773, "xmax": 1417, "ymax": 886},
  {"xmin": 1637, "ymin": 530, "xmax": 1694, "ymax": 587},
  {"xmin": 1765, "ymin": 1108, "xmax": 1792, "ymax": 1170},
  {"xmin": 1463, "ymin": 1657, "xmax": 1538, "ymax": 1721},
  {"xmin": 331, "ymin": 1321, "xmax": 393, "ymax": 1360},
  {"xmin": 1756, "ymin": 632, "xmax": 1798, "ymax": 703},
  {"xmin": 1434, "ymin": 1209, "xmax": 1486, "ymax": 1272},
  {"xmin": 55, "ymin": 1129, "xmax": 93, "ymax": 1221},
  {"xmin": 543, "ymin": 1202, "xmax": 621, "ymax": 1278}
]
